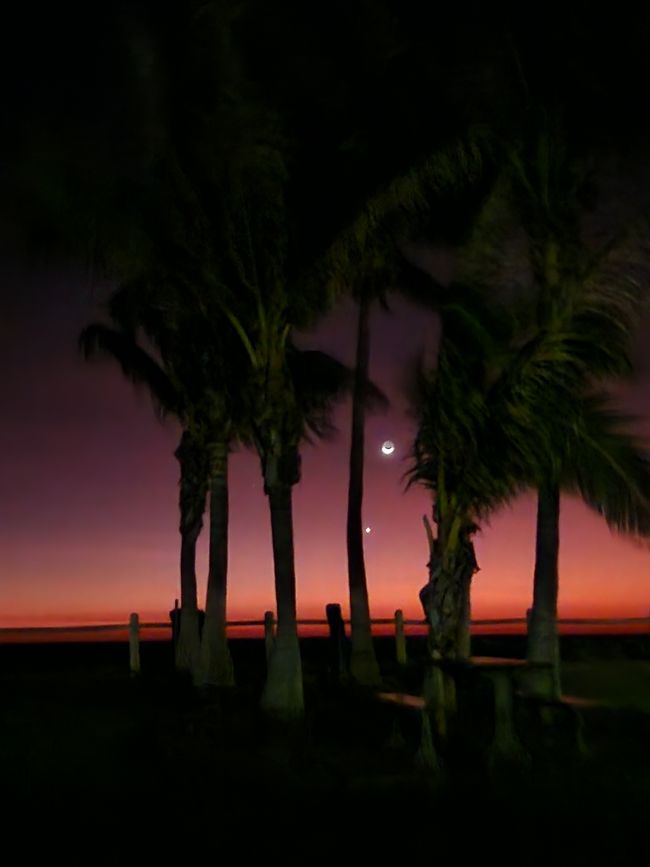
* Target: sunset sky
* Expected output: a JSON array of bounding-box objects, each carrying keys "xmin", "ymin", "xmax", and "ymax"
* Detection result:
[
  {"xmin": 2, "ymin": 4, "xmax": 650, "ymax": 636},
  {"xmin": 2, "ymin": 263, "xmax": 649, "ymax": 631}
]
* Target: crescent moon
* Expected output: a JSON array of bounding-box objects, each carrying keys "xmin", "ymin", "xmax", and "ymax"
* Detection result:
[{"xmin": 381, "ymin": 440, "xmax": 396, "ymax": 456}]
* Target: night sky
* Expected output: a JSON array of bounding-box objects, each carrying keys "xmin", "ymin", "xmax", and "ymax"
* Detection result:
[{"xmin": 2, "ymin": 3, "xmax": 650, "ymax": 629}]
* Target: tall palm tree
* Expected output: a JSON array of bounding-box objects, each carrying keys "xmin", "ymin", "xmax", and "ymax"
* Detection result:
[
  {"xmin": 79, "ymin": 317, "xmax": 208, "ymax": 677},
  {"xmin": 322, "ymin": 141, "xmax": 483, "ymax": 685},
  {"xmin": 210, "ymin": 127, "xmax": 396, "ymax": 715},
  {"xmin": 457, "ymin": 112, "xmax": 650, "ymax": 695},
  {"xmin": 77, "ymin": 1, "xmax": 279, "ymax": 685},
  {"xmin": 526, "ymin": 395, "xmax": 650, "ymax": 696},
  {"xmin": 81, "ymin": 271, "xmax": 247, "ymax": 686},
  {"xmin": 410, "ymin": 289, "xmax": 650, "ymax": 674},
  {"xmin": 225, "ymin": 287, "xmax": 356, "ymax": 719},
  {"xmin": 345, "ymin": 286, "xmax": 382, "ymax": 685},
  {"xmin": 409, "ymin": 292, "xmax": 525, "ymax": 661}
]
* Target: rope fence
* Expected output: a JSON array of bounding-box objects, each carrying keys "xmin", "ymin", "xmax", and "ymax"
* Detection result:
[
  {"xmin": 2, "ymin": 607, "xmax": 648, "ymax": 676},
  {"xmin": 1, "ymin": 614, "xmax": 649, "ymax": 636}
]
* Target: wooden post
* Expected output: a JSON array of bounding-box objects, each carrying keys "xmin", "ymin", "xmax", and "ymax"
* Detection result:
[
  {"xmin": 169, "ymin": 598, "xmax": 180, "ymax": 660},
  {"xmin": 325, "ymin": 603, "xmax": 348, "ymax": 682},
  {"xmin": 394, "ymin": 609, "xmax": 407, "ymax": 665},
  {"xmin": 264, "ymin": 610, "xmax": 275, "ymax": 662},
  {"xmin": 129, "ymin": 612, "xmax": 140, "ymax": 675}
]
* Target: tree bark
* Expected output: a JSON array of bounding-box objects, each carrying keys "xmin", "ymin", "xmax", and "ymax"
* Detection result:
[
  {"xmin": 200, "ymin": 443, "xmax": 234, "ymax": 687},
  {"xmin": 420, "ymin": 566, "xmax": 464, "ymax": 659},
  {"xmin": 261, "ymin": 481, "xmax": 304, "ymax": 720},
  {"xmin": 526, "ymin": 483, "xmax": 561, "ymax": 699},
  {"xmin": 419, "ymin": 532, "xmax": 477, "ymax": 661},
  {"xmin": 174, "ymin": 432, "xmax": 206, "ymax": 679},
  {"xmin": 175, "ymin": 525, "xmax": 201, "ymax": 675},
  {"xmin": 346, "ymin": 292, "xmax": 381, "ymax": 686}
]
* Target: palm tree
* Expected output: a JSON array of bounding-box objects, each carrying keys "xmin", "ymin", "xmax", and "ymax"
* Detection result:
[
  {"xmin": 410, "ymin": 285, "xmax": 650, "ymax": 674},
  {"xmin": 209, "ymin": 121, "xmax": 400, "ymax": 715},
  {"xmin": 525, "ymin": 395, "xmax": 650, "ymax": 698},
  {"xmin": 345, "ymin": 286, "xmax": 382, "ymax": 686},
  {"xmin": 457, "ymin": 112, "xmax": 650, "ymax": 695},
  {"xmin": 79, "ymin": 317, "xmax": 208, "ymax": 677},
  {"xmin": 81, "ymin": 271, "xmax": 246, "ymax": 686},
  {"xmin": 321, "ymin": 141, "xmax": 483, "ymax": 685},
  {"xmin": 225, "ymin": 289, "xmax": 356, "ymax": 719},
  {"xmin": 77, "ymin": 2, "xmax": 279, "ymax": 685},
  {"xmin": 409, "ymin": 292, "xmax": 525, "ymax": 661}
]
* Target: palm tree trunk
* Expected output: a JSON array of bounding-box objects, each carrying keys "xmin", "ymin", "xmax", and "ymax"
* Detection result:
[
  {"xmin": 420, "ymin": 530, "xmax": 476, "ymax": 661},
  {"xmin": 526, "ymin": 483, "xmax": 561, "ymax": 699},
  {"xmin": 176, "ymin": 525, "xmax": 201, "ymax": 676},
  {"xmin": 200, "ymin": 443, "xmax": 234, "ymax": 687},
  {"xmin": 174, "ymin": 432, "xmax": 206, "ymax": 679},
  {"xmin": 421, "ymin": 567, "xmax": 464, "ymax": 659},
  {"xmin": 261, "ymin": 480, "xmax": 304, "ymax": 720},
  {"xmin": 346, "ymin": 292, "xmax": 381, "ymax": 686}
]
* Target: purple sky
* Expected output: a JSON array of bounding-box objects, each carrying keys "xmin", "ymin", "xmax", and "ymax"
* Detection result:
[{"xmin": 1, "ymin": 262, "xmax": 649, "ymax": 628}]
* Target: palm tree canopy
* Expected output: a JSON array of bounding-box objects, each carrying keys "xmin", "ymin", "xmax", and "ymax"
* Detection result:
[
  {"xmin": 79, "ymin": 314, "xmax": 215, "ymax": 538},
  {"xmin": 457, "ymin": 113, "xmax": 650, "ymax": 379},
  {"xmin": 318, "ymin": 136, "xmax": 484, "ymax": 306},
  {"xmin": 410, "ymin": 289, "xmax": 650, "ymax": 546},
  {"xmin": 408, "ymin": 110, "xmax": 650, "ymax": 533},
  {"xmin": 561, "ymin": 394, "xmax": 650, "ymax": 538},
  {"xmin": 408, "ymin": 296, "xmax": 527, "ymax": 532}
]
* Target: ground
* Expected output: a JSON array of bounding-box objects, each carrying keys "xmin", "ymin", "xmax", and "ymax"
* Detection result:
[{"xmin": 1, "ymin": 635, "xmax": 648, "ymax": 864}]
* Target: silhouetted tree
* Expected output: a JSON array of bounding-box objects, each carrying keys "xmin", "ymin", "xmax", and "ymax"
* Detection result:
[
  {"xmin": 80, "ymin": 0, "xmax": 284, "ymax": 685},
  {"xmin": 410, "ymin": 287, "xmax": 650, "ymax": 682},
  {"xmin": 80, "ymin": 274, "xmax": 246, "ymax": 685},
  {"xmin": 456, "ymin": 110, "xmax": 650, "ymax": 694},
  {"xmin": 216, "ymin": 184, "xmax": 358, "ymax": 718},
  {"xmin": 321, "ymin": 141, "xmax": 483, "ymax": 685}
]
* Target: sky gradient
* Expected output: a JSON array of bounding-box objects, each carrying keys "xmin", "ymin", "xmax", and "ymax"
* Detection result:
[{"xmin": 1, "ymin": 263, "xmax": 649, "ymax": 631}]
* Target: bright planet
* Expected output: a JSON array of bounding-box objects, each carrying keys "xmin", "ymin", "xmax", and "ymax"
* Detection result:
[{"xmin": 381, "ymin": 440, "xmax": 396, "ymax": 456}]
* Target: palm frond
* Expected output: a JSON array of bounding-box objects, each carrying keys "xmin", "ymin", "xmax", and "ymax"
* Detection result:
[
  {"xmin": 79, "ymin": 323, "xmax": 181, "ymax": 419},
  {"xmin": 563, "ymin": 394, "xmax": 650, "ymax": 538},
  {"xmin": 288, "ymin": 346, "xmax": 386, "ymax": 442},
  {"xmin": 322, "ymin": 135, "xmax": 484, "ymax": 298}
]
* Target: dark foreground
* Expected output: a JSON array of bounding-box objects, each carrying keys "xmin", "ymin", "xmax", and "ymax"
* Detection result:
[{"xmin": 1, "ymin": 635, "xmax": 649, "ymax": 864}]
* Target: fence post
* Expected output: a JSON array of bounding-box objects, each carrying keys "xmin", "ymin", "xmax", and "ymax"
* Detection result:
[
  {"xmin": 264, "ymin": 611, "xmax": 275, "ymax": 662},
  {"xmin": 394, "ymin": 609, "xmax": 407, "ymax": 665},
  {"xmin": 325, "ymin": 603, "xmax": 348, "ymax": 682},
  {"xmin": 169, "ymin": 598, "xmax": 180, "ymax": 660},
  {"xmin": 129, "ymin": 612, "xmax": 140, "ymax": 675}
]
